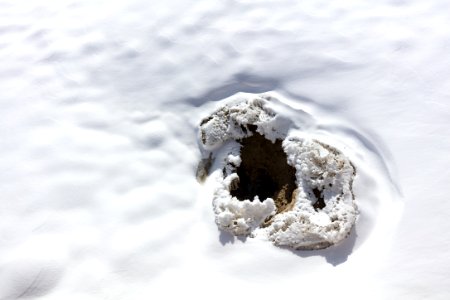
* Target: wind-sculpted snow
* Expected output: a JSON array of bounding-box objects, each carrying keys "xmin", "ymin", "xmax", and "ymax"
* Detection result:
[{"xmin": 2, "ymin": 0, "xmax": 450, "ymax": 299}]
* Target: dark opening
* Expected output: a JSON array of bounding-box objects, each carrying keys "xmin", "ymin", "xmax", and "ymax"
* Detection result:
[
  {"xmin": 230, "ymin": 132, "xmax": 297, "ymax": 214},
  {"xmin": 312, "ymin": 187, "xmax": 326, "ymax": 211}
]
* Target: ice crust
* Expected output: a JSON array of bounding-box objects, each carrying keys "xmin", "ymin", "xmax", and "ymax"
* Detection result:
[{"xmin": 199, "ymin": 96, "xmax": 357, "ymax": 249}]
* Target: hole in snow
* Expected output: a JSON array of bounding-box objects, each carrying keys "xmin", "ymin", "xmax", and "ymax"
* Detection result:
[
  {"xmin": 312, "ymin": 187, "xmax": 326, "ymax": 211},
  {"xmin": 230, "ymin": 132, "xmax": 297, "ymax": 214},
  {"xmin": 197, "ymin": 95, "xmax": 360, "ymax": 250}
]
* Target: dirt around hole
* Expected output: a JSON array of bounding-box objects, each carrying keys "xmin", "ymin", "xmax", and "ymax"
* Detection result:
[
  {"xmin": 312, "ymin": 187, "xmax": 326, "ymax": 211},
  {"xmin": 230, "ymin": 132, "xmax": 297, "ymax": 214}
]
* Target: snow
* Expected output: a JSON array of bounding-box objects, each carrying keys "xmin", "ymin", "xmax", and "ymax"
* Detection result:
[
  {"xmin": 199, "ymin": 96, "xmax": 279, "ymax": 149},
  {"xmin": 1, "ymin": 0, "xmax": 450, "ymax": 299}
]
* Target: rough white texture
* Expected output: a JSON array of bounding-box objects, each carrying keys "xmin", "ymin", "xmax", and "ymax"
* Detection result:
[
  {"xmin": 264, "ymin": 137, "xmax": 357, "ymax": 249},
  {"xmin": 200, "ymin": 97, "xmax": 285, "ymax": 150},
  {"xmin": 214, "ymin": 173, "xmax": 276, "ymax": 235},
  {"xmin": 201, "ymin": 97, "xmax": 357, "ymax": 249}
]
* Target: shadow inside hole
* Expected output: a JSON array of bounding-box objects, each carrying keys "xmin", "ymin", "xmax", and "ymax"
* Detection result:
[
  {"xmin": 312, "ymin": 187, "xmax": 326, "ymax": 211},
  {"xmin": 230, "ymin": 132, "xmax": 297, "ymax": 214}
]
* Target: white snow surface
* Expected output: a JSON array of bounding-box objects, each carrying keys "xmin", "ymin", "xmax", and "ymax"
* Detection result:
[{"xmin": 1, "ymin": 0, "xmax": 450, "ymax": 299}]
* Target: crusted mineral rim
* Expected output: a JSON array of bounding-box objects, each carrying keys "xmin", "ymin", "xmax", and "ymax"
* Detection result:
[{"xmin": 197, "ymin": 96, "xmax": 358, "ymax": 250}]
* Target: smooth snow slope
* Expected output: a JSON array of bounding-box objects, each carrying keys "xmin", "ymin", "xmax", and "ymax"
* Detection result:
[{"xmin": 1, "ymin": 0, "xmax": 449, "ymax": 299}]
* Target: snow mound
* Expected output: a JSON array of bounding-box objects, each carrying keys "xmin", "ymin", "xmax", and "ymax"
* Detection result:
[
  {"xmin": 199, "ymin": 97, "xmax": 283, "ymax": 150},
  {"xmin": 198, "ymin": 95, "xmax": 357, "ymax": 250}
]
